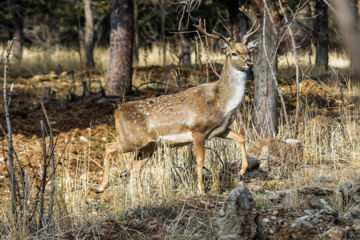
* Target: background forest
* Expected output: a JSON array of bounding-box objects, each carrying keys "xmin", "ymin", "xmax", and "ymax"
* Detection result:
[{"xmin": 1, "ymin": 0, "xmax": 360, "ymax": 239}]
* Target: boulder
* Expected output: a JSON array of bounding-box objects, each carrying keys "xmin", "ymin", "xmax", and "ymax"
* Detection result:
[
  {"xmin": 297, "ymin": 186, "xmax": 334, "ymax": 196},
  {"xmin": 269, "ymin": 186, "xmax": 335, "ymax": 208},
  {"xmin": 244, "ymin": 168, "xmax": 268, "ymax": 181},
  {"xmin": 299, "ymin": 194, "xmax": 326, "ymax": 210},
  {"xmin": 247, "ymin": 156, "xmax": 261, "ymax": 171},
  {"xmin": 291, "ymin": 209, "xmax": 337, "ymax": 230},
  {"xmin": 217, "ymin": 187, "xmax": 262, "ymax": 240}
]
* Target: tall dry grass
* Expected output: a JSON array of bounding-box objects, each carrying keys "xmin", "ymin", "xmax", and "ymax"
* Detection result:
[{"xmin": 1, "ymin": 46, "xmax": 359, "ymax": 238}]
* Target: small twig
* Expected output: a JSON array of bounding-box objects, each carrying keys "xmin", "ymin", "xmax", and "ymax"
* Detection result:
[
  {"xmin": 31, "ymin": 83, "xmax": 56, "ymax": 225},
  {"xmin": 38, "ymin": 120, "xmax": 47, "ymax": 227},
  {"xmin": 194, "ymin": 30, "xmax": 220, "ymax": 79},
  {"xmin": 330, "ymin": 66, "xmax": 346, "ymax": 138},
  {"xmin": 323, "ymin": 0, "xmax": 339, "ymax": 15},
  {"xmin": 262, "ymin": 0, "xmax": 278, "ymax": 34},
  {"xmin": 3, "ymin": 38, "xmax": 17, "ymax": 214},
  {"xmin": 195, "ymin": 37, "xmax": 204, "ymax": 78}
]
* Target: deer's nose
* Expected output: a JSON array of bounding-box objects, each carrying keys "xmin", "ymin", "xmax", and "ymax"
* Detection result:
[{"xmin": 245, "ymin": 60, "xmax": 253, "ymax": 69}]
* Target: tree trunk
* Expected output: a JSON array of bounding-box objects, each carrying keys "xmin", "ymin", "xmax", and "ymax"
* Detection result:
[
  {"xmin": 353, "ymin": 0, "xmax": 359, "ymax": 24},
  {"xmin": 180, "ymin": 26, "xmax": 191, "ymax": 65},
  {"xmin": 314, "ymin": 0, "xmax": 328, "ymax": 71},
  {"xmin": 84, "ymin": 0, "xmax": 95, "ymax": 68},
  {"xmin": 227, "ymin": 0, "xmax": 248, "ymax": 42},
  {"xmin": 13, "ymin": 27, "xmax": 23, "ymax": 62},
  {"xmin": 12, "ymin": 12, "xmax": 24, "ymax": 62},
  {"xmin": 107, "ymin": 0, "xmax": 134, "ymax": 96},
  {"xmin": 161, "ymin": 0, "xmax": 166, "ymax": 66},
  {"xmin": 243, "ymin": 0, "xmax": 283, "ymax": 137},
  {"xmin": 134, "ymin": 0, "xmax": 139, "ymax": 63}
]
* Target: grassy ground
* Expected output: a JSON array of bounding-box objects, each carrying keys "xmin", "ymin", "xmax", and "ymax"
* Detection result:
[{"xmin": 0, "ymin": 45, "xmax": 359, "ymax": 239}]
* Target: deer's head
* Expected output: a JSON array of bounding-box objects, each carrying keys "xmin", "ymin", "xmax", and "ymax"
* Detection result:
[{"xmin": 194, "ymin": 20, "xmax": 259, "ymax": 71}]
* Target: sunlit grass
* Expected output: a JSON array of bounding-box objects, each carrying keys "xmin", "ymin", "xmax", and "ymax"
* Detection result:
[{"xmin": 1, "ymin": 45, "xmax": 359, "ymax": 238}]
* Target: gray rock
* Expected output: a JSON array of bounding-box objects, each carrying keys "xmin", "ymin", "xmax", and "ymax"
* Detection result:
[
  {"xmin": 297, "ymin": 185, "xmax": 334, "ymax": 196},
  {"xmin": 323, "ymin": 226, "xmax": 347, "ymax": 240},
  {"xmin": 247, "ymin": 156, "xmax": 261, "ymax": 171},
  {"xmin": 291, "ymin": 219, "xmax": 313, "ymax": 229},
  {"xmin": 319, "ymin": 198, "xmax": 334, "ymax": 211},
  {"xmin": 269, "ymin": 186, "xmax": 336, "ymax": 209},
  {"xmin": 290, "ymin": 209, "xmax": 337, "ymax": 230},
  {"xmin": 303, "ymin": 209, "xmax": 315, "ymax": 215},
  {"xmin": 343, "ymin": 204, "xmax": 360, "ymax": 223},
  {"xmin": 319, "ymin": 175, "xmax": 332, "ymax": 182},
  {"xmin": 244, "ymin": 168, "xmax": 268, "ymax": 181},
  {"xmin": 299, "ymin": 194, "xmax": 326, "ymax": 210},
  {"xmin": 217, "ymin": 187, "xmax": 262, "ymax": 240},
  {"xmin": 314, "ymin": 209, "xmax": 337, "ymax": 222}
]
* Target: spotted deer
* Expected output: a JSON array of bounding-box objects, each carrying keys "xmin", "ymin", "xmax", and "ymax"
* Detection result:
[{"xmin": 96, "ymin": 20, "xmax": 259, "ymax": 195}]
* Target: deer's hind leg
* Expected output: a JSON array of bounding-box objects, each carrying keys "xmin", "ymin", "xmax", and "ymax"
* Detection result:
[
  {"xmin": 115, "ymin": 142, "xmax": 157, "ymax": 201},
  {"xmin": 128, "ymin": 142, "xmax": 157, "ymax": 199},
  {"xmin": 96, "ymin": 141, "xmax": 134, "ymax": 193}
]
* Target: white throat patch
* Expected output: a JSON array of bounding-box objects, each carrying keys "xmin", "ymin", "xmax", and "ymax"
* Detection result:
[{"xmin": 224, "ymin": 67, "xmax": 248, "ymax": 114}]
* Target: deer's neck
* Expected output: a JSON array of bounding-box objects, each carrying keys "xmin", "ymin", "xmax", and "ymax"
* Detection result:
[{"xmin": 218, "ymin": 56, "xmax": 248, "ymax": 114}]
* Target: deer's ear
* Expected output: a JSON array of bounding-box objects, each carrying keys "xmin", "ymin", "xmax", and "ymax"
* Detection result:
[
  {"xmin": 219, "ymin": 39, "xmax": 229, "ymax": 52},
  {"xmin": 247, "ymin": 40, "xmax": 259, "ymax": 52}
]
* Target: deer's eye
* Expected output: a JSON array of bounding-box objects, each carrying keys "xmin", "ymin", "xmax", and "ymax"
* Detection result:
[{"xmin": 231, "ymin": 51, "xmax": 238, "ymax": 57}]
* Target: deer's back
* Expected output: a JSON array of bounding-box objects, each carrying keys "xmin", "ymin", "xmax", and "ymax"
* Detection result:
[{"xmin": 114, "ymin": 82, "xmax": 233, "ymax": 145}]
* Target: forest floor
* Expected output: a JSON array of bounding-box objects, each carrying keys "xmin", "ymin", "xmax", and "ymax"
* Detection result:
[{"xmin": 0, "ymin": 65, "xmax": 360, "ymax": 239}]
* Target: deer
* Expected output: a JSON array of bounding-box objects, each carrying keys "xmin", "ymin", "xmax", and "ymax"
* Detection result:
[{"xmin": 96, "ymin": 19, "xmax": 259, "ymax": 195}]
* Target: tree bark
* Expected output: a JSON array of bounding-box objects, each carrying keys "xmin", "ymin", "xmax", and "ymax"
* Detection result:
[
  {"xmin": 7, "ymin": 0, "xmax": 24, "ymax": 62},
  {"xmin": 84, "ymin": 0, "xmax": 95, "ymax": 68},
  {"xmin": 314, "ymin": 0, "xmax": 329, "ymax": 71},
  {"xmin": 353, "ymin": 0, "xmax": 359, "ymax": 24},
  {"xmin": 227, "ymin": 0, "xmax": 248, "ymax": 42},
  {"xmin": 243, "ymin": 0, "xmax": 283, "ymax": 137},
  {"xmin": 180, "ymin": 26, "xmax": 191, "ymax": 65},
  {"xmin": 13, "ymin": 27, "xmax": 23, "ymax": 62},
  {"xmin": 161, "ymin": 0, "xmax": 166, "ymax": 66},
  {"xmin": 133, "ymin": 0, "xmax": 139, "ymax": 63},
  {"xmin": 107, "ymin": 0, "xmax": 134, "ymax": 96}
]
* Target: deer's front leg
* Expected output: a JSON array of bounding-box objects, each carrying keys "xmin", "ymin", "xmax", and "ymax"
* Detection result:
[
  {"xmin": 219, "ymin": 128, "xmax": 248, "ymax": 176},
  {"xmin": 192, "ymin": 133, "xmax": 206, "ymax": 195}
]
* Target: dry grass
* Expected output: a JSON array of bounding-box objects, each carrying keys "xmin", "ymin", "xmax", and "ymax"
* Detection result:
[
  {"xmin": 278, "ymin": 50, "xmax": 351, "ymax": 70},
  {"xmin": 10, "ymin": 44, "xmax": 218, "ymax": 76},
  {"xmin": 1, "ymin": 46, "xmax": 360, "ymax": 238}
]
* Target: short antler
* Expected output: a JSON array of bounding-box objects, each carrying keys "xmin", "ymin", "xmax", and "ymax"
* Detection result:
[
  {"xmin": 242, "ymin": 21, "xmax": 260, "ymax": 43},
  {"xmin": 194, "ymin": 19, "xmax": 232, "ymax": 45}
]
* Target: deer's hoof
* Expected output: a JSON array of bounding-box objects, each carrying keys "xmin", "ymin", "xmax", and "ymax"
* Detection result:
[
  {"xmin": 120, "ymin": 170, "xmax": 130, "ymax": 178},
  {"xmin": 94, "ymin": 186, "xmax": 105, "ymax": 194},
  {"xmin": 239, "ymin": 167, "xmax": 248, "ymax": 176}
]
